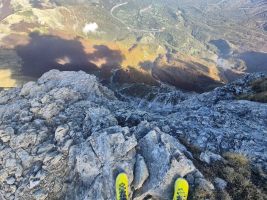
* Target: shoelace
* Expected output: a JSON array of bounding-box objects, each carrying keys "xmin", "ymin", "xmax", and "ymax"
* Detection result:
[
  {"xmin": 176, "ymin": 189, "xmax": 186, "ymax": 200},
  {"xmin": 119, "ymin": 183, "xmax": 127, "ymax": 200}
]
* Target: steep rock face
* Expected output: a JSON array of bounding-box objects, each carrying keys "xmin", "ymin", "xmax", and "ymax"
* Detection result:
[
  {"xmin": 164, "ymin": 73, "xmax": 267, "ymax": 173},
  {"xmin": 0, "ymin": 70, "xmax": 266, "ymax": 200},
  {"xmin": 0, "ymin": 70, "xmax": 212, "ymax": 200}
]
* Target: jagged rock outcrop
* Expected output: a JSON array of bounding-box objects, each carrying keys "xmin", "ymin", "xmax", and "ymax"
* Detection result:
[
  {"xmin": 0, "ymin": 70, "xmax": 212, "ymax": 200},
  {"xmin": 0, "ymin": 70, "xmax": 266, "ymax": 200},
  {"xmin": 164, "ymin": 73, "xmax": 267, "ymax": 174}
]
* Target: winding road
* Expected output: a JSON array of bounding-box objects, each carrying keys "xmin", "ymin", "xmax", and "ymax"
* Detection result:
[{"xmin": 110, "ymin": 2, "xmax": 165, "ymax": 33}]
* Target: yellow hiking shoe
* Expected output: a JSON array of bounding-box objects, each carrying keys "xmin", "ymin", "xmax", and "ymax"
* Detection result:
[
  {"xmin": 116, "ymin": 173, "xmax": 129, "ymax": 200},
  {"xmin": 173, "ymin": 178, "xmax": 189, "ymax": 200}
]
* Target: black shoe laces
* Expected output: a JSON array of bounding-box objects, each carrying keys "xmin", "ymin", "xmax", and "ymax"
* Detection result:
[
  {"xmin": 176, "ymin": 188, "xmax": 186, "ymax": 200},
  {"xmin": 119, "ymin": 183, "xmax": 127, "ymax": 200}
]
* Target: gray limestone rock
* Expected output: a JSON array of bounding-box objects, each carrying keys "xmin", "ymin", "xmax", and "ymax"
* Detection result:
[
  {"xmin": 55, "ymin": 124, "xmax": 70, "ymax": 143},
  {"xmin": 133, "ymin": 154, "xmax": 149, "ymax": 190},
  {"xmin": 0, "ymin": 70, "xmax": 266, "ymax": 200},
  {"xmin": 134, "ymin": 129, "xmax": 199, "ymax": 200},
  {"xmin": 214, "ymin": 177, "xmax": 227, "ymax": 190},
  {"xmin": 200, "ymin": 151, "xmax": 223, "ymax": 164}
]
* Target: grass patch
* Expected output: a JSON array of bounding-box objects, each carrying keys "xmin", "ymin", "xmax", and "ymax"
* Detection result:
[
  {"xmin": 191, "ymin": 186, "xmax": 215, "ymax": 200},
  {"xmin": 220, "ymin": 153, "xmax": 263, "ymax": 199},
  {"xmin": 19, "ymin": 10, "xmax": 34, "ymax": 17},
  {"xmin": 177, "ymin": 139, "xmax": 267, "ymax": 200}
]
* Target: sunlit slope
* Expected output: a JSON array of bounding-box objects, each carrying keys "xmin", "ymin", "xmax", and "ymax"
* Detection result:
[{"xmin": 0, "ymin": 69, "xmax": 16, "ymax": 88}]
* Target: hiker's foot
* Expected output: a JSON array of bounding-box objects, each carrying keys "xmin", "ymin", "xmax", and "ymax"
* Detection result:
[
  {"xmin": 116, "ymin": 173, "xmax": 129, "ymax": 200},
  {"xmin": 173, "ymin": 178, "xmax": 189, "ymax": 200}
]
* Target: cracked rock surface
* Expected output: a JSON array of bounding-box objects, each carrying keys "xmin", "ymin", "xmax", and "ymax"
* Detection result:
[{"xmin": 0, "ymin": 70, "xmax": 266, "ymax": 199}]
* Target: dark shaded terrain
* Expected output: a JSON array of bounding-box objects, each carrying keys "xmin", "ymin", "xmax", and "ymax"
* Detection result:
[
  {"xmin": 152, "ymin": 65, "xmax": 222, "ymax": 92},
  {"xmin": 210, "ymin": 39, "xmax": 232, "ymax": 58},
  {"xmin": 111, "ymin": 66, "xmax": 159, "ymax": 86},
  {"xmin": 151, "ymin": 55, "xmax": 223, "ymax": 92},
  {"xmin": 15, "ymin": 33, "xmax": 124, "ymax": 79},
  {"xmin": 238, "ymin": 51, "xmax": 267, "ymax": 73}
]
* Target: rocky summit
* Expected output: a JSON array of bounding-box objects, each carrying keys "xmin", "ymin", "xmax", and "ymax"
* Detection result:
[{"xmin": 0, "ymin": 70, "xmax": 266, "ymax": 200}]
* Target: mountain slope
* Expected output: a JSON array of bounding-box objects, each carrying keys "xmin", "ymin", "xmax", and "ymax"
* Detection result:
[{"xmin": 0, "ymin": 0, "xmax": 266, "ymax": 90}]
